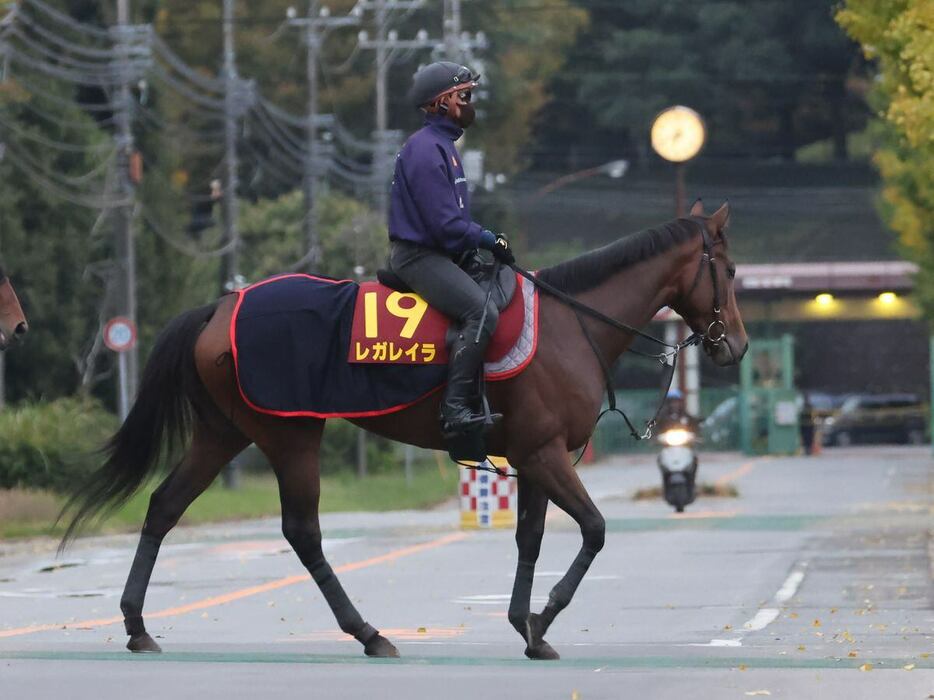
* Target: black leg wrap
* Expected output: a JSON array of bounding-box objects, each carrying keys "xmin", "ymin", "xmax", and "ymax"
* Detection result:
[
  {"xmin": 309, "ymin": 560, "xmax": 368, "ymax": 637},
  {"xmin": 508, "ymin": 560, "xmax": 535, "ymax": 634},
  {"xmin": 354, "ymin": 623, "xmax": 379, "ymax": 644},
  {"xmin": 124, "ymin": 615, "xmax": 146, "ymax": 637},
  {"xmin": 120, "ymin": 534, "xmax": 163, "ymax": 628}
]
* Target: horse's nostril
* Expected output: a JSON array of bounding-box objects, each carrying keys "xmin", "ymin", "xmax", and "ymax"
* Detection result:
[{"xmin": 14, "ymin": 322, "xmax": 27, "ymax": 336}]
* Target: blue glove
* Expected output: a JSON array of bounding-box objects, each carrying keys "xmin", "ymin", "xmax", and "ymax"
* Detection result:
[{"xmin": 479, "ymin": 229, "xmax": 497, "ymax": 250}]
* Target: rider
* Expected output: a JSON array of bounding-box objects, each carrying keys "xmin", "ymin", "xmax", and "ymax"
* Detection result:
[
  {"xmin": 388, "ymin": 61, "xmax": 514, "ymax": 439},
  {"xmin": 657, "ymin": 389, "xmax": 700, "ymax": 434}
]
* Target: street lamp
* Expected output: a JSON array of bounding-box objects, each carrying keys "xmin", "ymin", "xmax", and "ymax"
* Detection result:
[
  {"xmin": 528, "ymin": 159, "xmax": 629, "ymax": 203},
  {"xmin": 651, "ymin": 106, "xmax": 706, "ymax": 216},
  {"xmin": 651, "ymin": 106, "xmax": 706, "ymax": 417}
]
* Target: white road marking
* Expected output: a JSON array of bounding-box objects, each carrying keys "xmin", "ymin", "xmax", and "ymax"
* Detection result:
[
  {"xmin": 743, "ymin": 608, "xmax": 780, "ymax": 631},
  {"xmin": 774, "ymin": 569, "xmax": 806, "ymax": 604},
  {"xmin": 692, "ymin": 563, "xmax": 808, "ymax": 648}
]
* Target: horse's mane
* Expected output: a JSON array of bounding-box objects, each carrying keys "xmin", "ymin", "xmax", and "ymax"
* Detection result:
[{"xmin": 536, "ymin": 218, "xmax": 701, "ymax": 294}]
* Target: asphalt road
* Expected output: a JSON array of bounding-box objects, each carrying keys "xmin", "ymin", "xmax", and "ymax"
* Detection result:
[{"xmin": 1, "ymin": 446, "xmax": 932, "ymax": 699}]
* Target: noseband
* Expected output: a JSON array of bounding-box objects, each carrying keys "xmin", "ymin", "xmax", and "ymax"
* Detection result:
[{"xmin": 687, "ymin": 225, "xmax": 727, "ymax": 346}]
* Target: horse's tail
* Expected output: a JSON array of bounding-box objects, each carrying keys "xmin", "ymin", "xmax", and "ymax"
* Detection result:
[{"xmin": 59, "ymin": 301, "xmax": 219, "ymax": 549}]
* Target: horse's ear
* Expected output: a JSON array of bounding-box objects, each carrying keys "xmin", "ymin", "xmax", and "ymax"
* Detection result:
[
  {"xmin": 710, "ymin": 201, "xmax": 731, "ymax": 232},
  {"xmin": 689, "ymin": 198, "xmax": 704, "ymax": 216}
]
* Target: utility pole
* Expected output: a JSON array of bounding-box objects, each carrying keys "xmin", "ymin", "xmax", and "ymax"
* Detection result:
[
  {"xmin": 287, "ymin": 2, "xmax": 360, "ymax": 272},
  {"xmin": 114, "ymin": 0, "xmax": 138, "ymax": 402},
  {"xmin": 357, "ymin": 0, "xmax": 432, "ymax": 219},
  {"xmin": 443, "ymin": 0, "xmax": 462, "ymax": 60},
  {"xmin": 221, "ymin": 0, "xmax": 240, "ymax": 291},
  {"xmin": 372, "ymin": 0, "xmax": 391, "ymax": 219}
]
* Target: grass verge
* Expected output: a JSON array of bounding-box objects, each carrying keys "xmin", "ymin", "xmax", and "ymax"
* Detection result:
[
  {"xmin": 0, "ymin": 464, "xmax": 457, "ymax": 541},
  {"xmin": 632, "ymin": 482, "xmax": 739, "ymax": 501}
]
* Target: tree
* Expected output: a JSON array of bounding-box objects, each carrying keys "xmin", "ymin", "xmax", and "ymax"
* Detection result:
[
  {"xmin": 837, "ymin": 1, "xmax": 934, "ymax": 318},
  {"xmin": 0, "ymin": 73, "xmax": 111, "ymax": 401},
  {"xmin": 537, "ymin": 0, "xmax": 864, "ymax": 167},
  {"xmin": 238, "ymin": 189, "xmax": 387, "ymax": 282}
]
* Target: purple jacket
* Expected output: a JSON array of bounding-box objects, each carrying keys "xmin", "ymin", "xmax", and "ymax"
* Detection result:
[{"xmin": 388, "ymin": 114, "xmax": 493, "ymax": 255}]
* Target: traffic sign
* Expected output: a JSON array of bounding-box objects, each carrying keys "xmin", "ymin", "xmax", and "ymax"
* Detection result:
[{"xmin": 103, "ymin": 316, "xmax": 137, "ymax": 353}]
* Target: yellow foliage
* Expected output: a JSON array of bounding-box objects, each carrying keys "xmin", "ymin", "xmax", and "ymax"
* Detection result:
[{"xmin": 837, "ymin": 0, "xmax": 934, "ymax": 319}]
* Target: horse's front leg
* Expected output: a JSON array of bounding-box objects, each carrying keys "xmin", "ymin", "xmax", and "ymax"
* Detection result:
[
  {"xmin": 518, "ymin": 440, "xmax": 606, "ymax": 660},
  {"xmin": 507, "ymin": 476, "xmax": 554, "ymax": 659}
]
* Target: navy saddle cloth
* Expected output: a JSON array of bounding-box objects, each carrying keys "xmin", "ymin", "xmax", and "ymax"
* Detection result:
[{"xmin": 232, "ymin": 274, "xmax": 446, "ymax": 417}]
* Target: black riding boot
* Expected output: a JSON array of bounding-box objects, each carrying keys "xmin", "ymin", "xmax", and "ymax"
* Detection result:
[{"xmin": 441, "ymin": 323, "xmax": 491, "ymax": 437}]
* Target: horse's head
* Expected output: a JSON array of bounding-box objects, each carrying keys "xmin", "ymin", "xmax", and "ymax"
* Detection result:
[
  {"xmin": 671, "ymin": 200, "xmax": 747, "ymax": 367},
  {"xmin": 0, "ymin": 268, "xmax": 28, "ymax": 350}
]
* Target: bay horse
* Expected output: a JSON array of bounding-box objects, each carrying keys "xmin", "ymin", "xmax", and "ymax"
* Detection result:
[
  {"xmin": 0, "ymin": 266, "xmax": 28, "ymax": 349},
  {"xmin": 62, "ymin": 200, "xmax": 747, "ymax": 660}
]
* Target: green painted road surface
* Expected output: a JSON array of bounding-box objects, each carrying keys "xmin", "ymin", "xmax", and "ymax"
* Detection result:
[{"xmin": 1, "ymin": 446, "xmax": 932, "ymax": 699}]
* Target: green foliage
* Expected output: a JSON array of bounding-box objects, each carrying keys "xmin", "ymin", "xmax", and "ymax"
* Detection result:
[
  {"xmin": 319, "ymin": 419, "xmax": 401, "ymax": 476},
  {"xmin": 239, "ymin": 188, "xmax": 387, "ymax": 281},
  {"xmin": 837, "ymin": 1, "xmax": 934, "ymax": 319},
  {"xmin": 543, "ymin": 0, "xmax": 862, "ymax": 162},
  {"xmin": 0, "ymin": 398, "xmax": 117, "ymax": 493},
  {"xmin": 466, "ymin": 0, "xmax": 588, "ymax": 173},
  {"xmin": 0, "ymin": 72, "xmax": 112, "ymax": 400}
]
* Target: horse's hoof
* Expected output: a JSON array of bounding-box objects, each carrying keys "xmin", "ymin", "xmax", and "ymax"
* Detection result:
[
  {"xmin": 524, "ymin": 613, "xmax": 559, "ymax": 660},
  {"xmin": 364, "ymin": 634, "xmax": 400, "ymax": 658},
  {"xmin": 524, "ymin": 640, "xmax": 560, "ymax": 660},
  {"xmin": 127, "ymin": 633, "xmax": 162, "ymax": 653}
]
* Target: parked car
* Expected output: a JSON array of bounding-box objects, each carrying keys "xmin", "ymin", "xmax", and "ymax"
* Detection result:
[
  {"xmin": 700, "ymin": 396, "xmax": 739, "ymax": 448},
  {"xmin": 822, "ymin": 393, "xmax": 929, "ymax": 447}
]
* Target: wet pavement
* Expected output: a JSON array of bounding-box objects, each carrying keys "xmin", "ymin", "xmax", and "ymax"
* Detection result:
[{"xmin": 0, "ymin": 446, "xmax": 932, "ymax": 699}]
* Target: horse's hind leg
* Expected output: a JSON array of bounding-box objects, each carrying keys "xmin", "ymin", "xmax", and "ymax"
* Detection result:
[
  {"xmin": 506, "ymin": 477, "xmax": 557, "ymax": 660},
  {"xmin": 257, "ymin": 418, "xmax": 398, "ymax": 658},
  {"xmin": 121, "ymin": 419, "xmax": 249, "ymax": 653}
]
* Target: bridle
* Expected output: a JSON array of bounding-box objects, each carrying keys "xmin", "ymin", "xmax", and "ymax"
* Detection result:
[
  {"xmin": 687, "ymin": 222, "xmax": 728, "ymax": 347},
  {"xmin": 510, "ymin": 221, "xmax": 731, "ymax": 444}
]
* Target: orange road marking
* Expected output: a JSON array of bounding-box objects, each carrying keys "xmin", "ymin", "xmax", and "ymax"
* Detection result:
[
  {"xmin": 0, "ymin": 532, "xmax": 468, "ymax": 639},
  {"xmin": 714, "ymin": 459, "xmax": 757, "ymax": 487}
]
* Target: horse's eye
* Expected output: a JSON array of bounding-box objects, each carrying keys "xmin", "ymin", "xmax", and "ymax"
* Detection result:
[{"xmin": 727, "ymin": 265, "xmax": 736, "ymax": 280}]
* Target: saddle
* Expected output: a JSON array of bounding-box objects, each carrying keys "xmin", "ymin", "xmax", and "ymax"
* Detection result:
[{"xmin": 376, "ymin": 250, "xmax": 517, "ymax": 312}]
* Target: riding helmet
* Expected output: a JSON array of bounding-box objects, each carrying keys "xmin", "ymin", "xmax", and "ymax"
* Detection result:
[{"xmin": 408, "ymin": 61, "xmax": 480, "ymax": 109}]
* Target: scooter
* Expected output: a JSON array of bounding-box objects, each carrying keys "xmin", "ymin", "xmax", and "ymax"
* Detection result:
[{"xmin": 657, "ymin": 425, "xmax": 698, "ymax": 513}]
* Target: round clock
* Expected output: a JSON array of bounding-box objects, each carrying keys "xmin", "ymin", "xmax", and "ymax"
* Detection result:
[{"xmin": 651, "ymin": 106, "xmax": 706, "ymax": 162}]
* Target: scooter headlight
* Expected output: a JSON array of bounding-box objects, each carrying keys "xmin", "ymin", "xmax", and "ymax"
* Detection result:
[{"xmin": 659, "ymin": 428, "xmax": 692, "ymax": 447}]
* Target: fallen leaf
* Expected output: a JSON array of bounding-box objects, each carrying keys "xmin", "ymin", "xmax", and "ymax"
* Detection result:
[
  {"xmin": 571, "ymin": 691, "xmax": 581, "ymax": 700},
  {"xmin": 848, "ymin": 651, "xmax": 858, "ymax": 658},
  {"xmin": 859, "ymin": 663, "xmax": 873, "ymax": 672},
  {"xmin": 903, "ymin": 664, "xmax": 915, "ymax": 671},
  {"xmin": 738, "ymin": 664, "xmax": 748, "ymax": 671},
  {"xmin": 417, "ymin": 627, "xmax": 427, "ymax": 634},
  {"xmin": 921, "ymin": 653, "xmax": 930, "ymax": 659},
  {"xmin": 797, "ymin": 645, "xmax": 806, "ymax": 651},
  {"xmin": 830, "ymin": 608, "xmax": 837, "ymax": 614},
  {"xmin": 744, "ymin": 692, "xmax": 771, "ymax": 697},
  {"xmin": 789, "ymin": 612, "xmax": 799, "ymax": 619}
]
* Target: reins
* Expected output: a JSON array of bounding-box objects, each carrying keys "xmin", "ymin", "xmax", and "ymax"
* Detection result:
[{"xmin": 465, "ymin": 222, "xmax": 726, "ymax": 476}]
